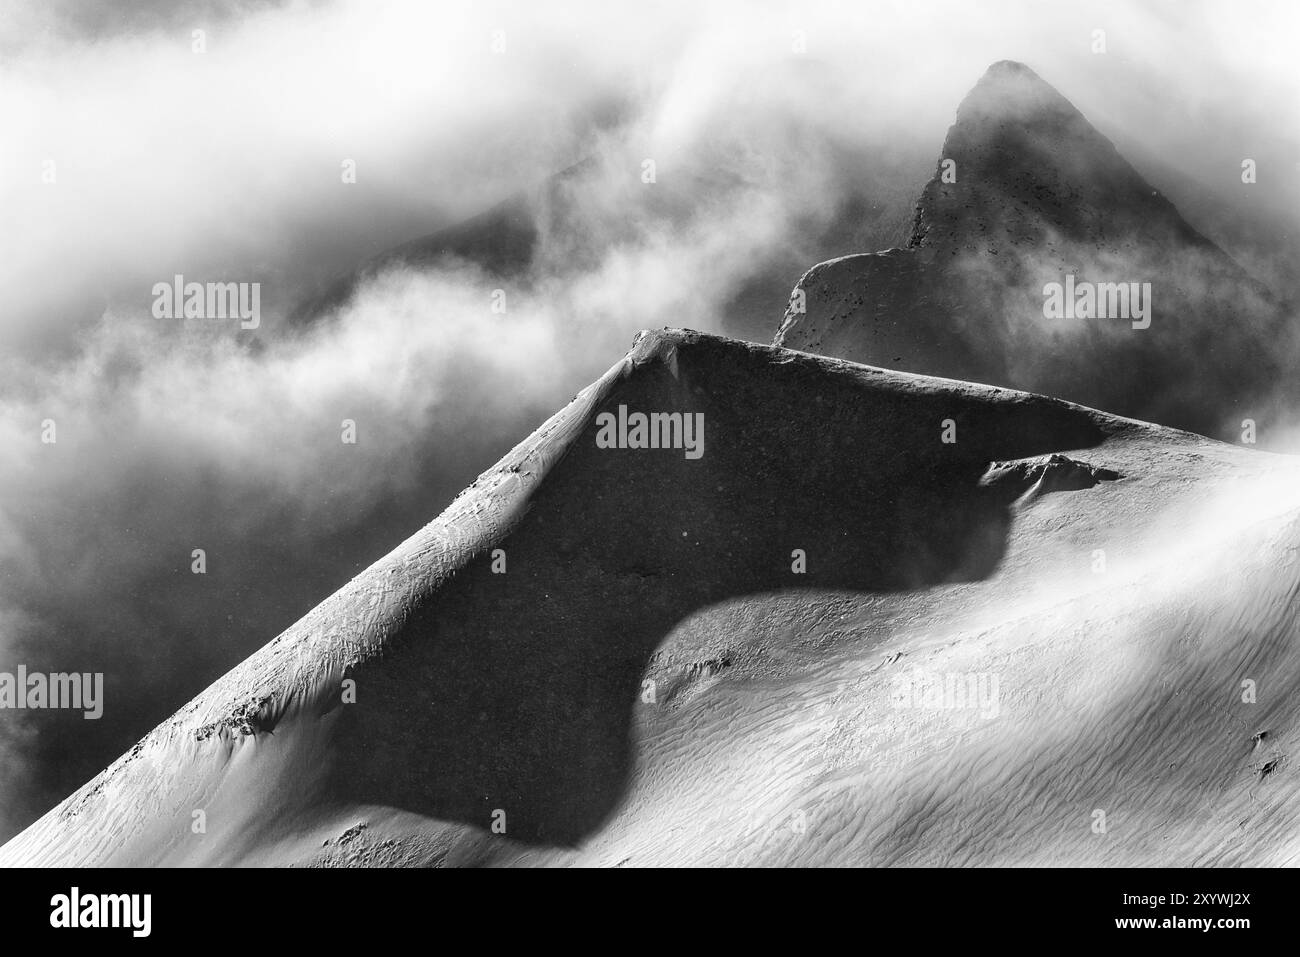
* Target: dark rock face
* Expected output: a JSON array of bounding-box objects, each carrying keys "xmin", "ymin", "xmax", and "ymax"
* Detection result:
[
  {"xmin": 906, "ymin": 61, "xmax": 1203, "ymax": 254},
  {"xmin": 776, "ymin": 61, "xmax": 1295, "ymax": 442}
]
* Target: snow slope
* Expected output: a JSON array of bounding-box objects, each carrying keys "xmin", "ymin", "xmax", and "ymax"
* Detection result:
[{"xmin": 3, "ymin": 329, "xmax": 1299, "ymax": 866}]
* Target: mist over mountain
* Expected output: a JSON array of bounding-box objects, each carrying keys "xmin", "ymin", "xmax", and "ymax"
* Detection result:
[
  {"xmin": 289, "ymin": 105, "xmax": 925, "ymax": 347},
  {"xmin": 9, "ymin": 331, "xmax": 1300, "ymax": 867},
  {"xmin": 776, "ymin": 61, "xmax": 1297, "ymax": 443},
  {"xmin": 2, "ymin": 0, "xmax": 1298, "ymax": 861}
]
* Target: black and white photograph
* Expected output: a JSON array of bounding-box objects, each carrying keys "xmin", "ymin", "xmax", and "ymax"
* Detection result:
[{"xmin": 0, "ymin": 0, "xmax": 1297, "ymax": 933}]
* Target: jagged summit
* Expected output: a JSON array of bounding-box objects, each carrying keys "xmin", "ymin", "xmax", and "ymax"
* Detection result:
[
  {"xmin": 907, "ymin": 59, "xmax": 1199, "ymax": 253},
  {"xmin": 777, "ymin": 62, "xmax": 1293, "ymax": 442},
  {"xmin": 958, "ymin": 60, "xmax": 1080, "ymax": 121},
  {"xmin": 943, "ymin": 60, "xmax": 1089, "ymax": 150}
]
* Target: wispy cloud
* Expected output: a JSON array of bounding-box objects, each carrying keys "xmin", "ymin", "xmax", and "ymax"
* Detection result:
[{"xmin": 1, "ymin": 0, "xmax": 1297, "ymax": 840}]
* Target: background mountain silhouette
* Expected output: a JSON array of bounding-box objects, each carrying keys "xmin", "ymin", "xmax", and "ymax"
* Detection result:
[{"xmin": 775, "ymin": 61, "xmax": 1297, "ymax": 442}]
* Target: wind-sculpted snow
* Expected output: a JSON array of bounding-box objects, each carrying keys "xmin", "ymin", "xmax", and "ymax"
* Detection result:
[{"xmin": 4, "ymin": 330, "xmax": 1299, "ymax": 867}]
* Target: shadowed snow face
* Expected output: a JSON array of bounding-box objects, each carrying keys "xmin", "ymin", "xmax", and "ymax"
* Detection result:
[{"xmin": 1, "ymin": 0, "xmax": 1298, "ymax": 842}]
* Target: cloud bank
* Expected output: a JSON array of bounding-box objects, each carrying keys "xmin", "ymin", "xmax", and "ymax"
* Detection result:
[{"xmin": 1, "ymin": 0, "xmax": 1297, "ymax": 839}]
